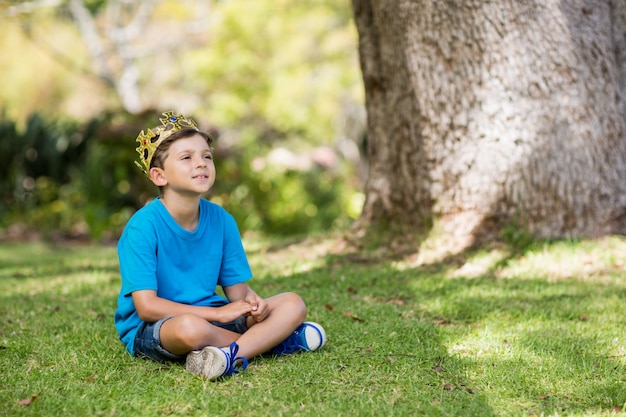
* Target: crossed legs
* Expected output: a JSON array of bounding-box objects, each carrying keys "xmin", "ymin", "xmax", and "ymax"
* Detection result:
[{"xmin": 159, "ymin": 292, "xmax": 307, "ymax": 359}]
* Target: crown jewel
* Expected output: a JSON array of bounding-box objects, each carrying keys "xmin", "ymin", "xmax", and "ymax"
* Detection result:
[{"xmin": 134, "ymin": 111, "xmax": 199, "ymax": 176}]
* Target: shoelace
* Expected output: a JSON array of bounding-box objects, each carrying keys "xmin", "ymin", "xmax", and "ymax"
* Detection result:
[
  {"xmin": 275, "ymin": 335, "xmax": 306, "ymax": 355},
  {"xmin": 275, "ymin": 323, "xmax": 323, "ymax": 355},
  {"xmin": 224, "ymin": 342, "xmax": 249, "ymax": 376}
]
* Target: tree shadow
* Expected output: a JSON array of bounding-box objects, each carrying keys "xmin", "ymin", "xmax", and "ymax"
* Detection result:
[
  {"xmin": 3, "ymin": 237, "xmax": 624, "ymax": 415},
  {"xmin": 261, "ymin": 236, "xmax": 626, "ymax": 415}
]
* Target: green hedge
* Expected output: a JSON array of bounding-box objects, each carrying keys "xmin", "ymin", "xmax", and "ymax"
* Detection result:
[{"xmin": 0, "ymin": 111, "xmax": 357, "ymax": 240}]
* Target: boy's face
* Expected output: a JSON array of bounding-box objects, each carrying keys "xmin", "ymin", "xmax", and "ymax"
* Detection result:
[{"xmin": 150, "ymin": 133, "xmax": 216, "ymax": 196}]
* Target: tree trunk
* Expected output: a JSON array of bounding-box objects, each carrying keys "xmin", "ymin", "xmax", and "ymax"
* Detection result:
[{"xmin": 351, "ymin": 0, "xmax": 626, "ymax": 251}]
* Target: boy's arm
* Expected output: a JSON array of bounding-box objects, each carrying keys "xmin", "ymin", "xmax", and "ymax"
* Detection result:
[
  {"xmin": 223, "ymin": 283, "xmax": 269, "ymax": 323},
  {"xmin": 132, "ymin": 289, "xmax": 252, "ymax": 323},
  {"xmin": 223, "ymin": 282, "xmax": 254, "ymax": 302}
]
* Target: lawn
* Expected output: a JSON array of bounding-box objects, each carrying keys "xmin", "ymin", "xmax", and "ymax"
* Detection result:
[{"xmin": 1, "ymin": 234, "xmax": 625, "ymax": 416}]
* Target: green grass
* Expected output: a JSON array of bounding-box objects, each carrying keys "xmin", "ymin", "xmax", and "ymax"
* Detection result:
[{"xmin": 1, "ymin": 235, "xmax": 625, "ymax": 416}]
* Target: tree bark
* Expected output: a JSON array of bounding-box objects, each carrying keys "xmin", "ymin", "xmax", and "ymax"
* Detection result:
[{"xmin": 351, "ymin": 0, "xmax": 626, "ymax": 250}]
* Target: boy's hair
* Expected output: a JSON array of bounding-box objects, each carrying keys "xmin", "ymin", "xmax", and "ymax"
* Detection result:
[{"xmin": 150, "ymin": 128, "xmax": 213, "ymax": 171}]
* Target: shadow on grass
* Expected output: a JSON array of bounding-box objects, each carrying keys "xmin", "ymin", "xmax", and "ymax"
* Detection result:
[
  {"xmin": 2, "ymin": 237, "xmax": 624, "ymax": 415},
  {"xmin": 261, "ymin": 236, "xmax": 626, "ymax": 415}
]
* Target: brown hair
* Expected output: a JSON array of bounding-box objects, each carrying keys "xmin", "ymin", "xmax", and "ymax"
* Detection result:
[{"xmin": 150, "ymin": 128, "xmax": 213, "ymax": 171}]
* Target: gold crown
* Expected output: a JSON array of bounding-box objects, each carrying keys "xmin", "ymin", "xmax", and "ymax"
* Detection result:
[{"xmin": 134, "ymin": 111, "xmax": 199, "ymax": 176}]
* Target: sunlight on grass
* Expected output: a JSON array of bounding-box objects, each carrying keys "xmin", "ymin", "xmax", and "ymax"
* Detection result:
[
  {"xmin": 4, "ymin": 270, "xmax": 116, "ymax": 297},
  {"xmin": 1, "ymin": 236, "xmax": 625, "ymax": 416},
  {"xmin": 0, "ymin": 243, "xmax": 118, "ymax": 298},
  {"xmin": 497, "ymin": 237, "xmax": 625, "ymax": 282},
  {"xmin": 244, "ymin": 233, "xmax": 338, "ymax": 278}
]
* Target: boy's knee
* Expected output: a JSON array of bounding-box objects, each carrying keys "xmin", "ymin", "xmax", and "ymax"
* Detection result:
[
  {"xmin": 284, "ymin": 292, "xmax": 307, "ymax": 319},
  {"xmin": 169, "ymin": 313, "xmax": 206, "ymax": 346}
]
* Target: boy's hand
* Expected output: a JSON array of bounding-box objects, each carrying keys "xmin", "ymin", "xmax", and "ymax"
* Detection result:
[
  {"xmin": 245, "ymin": 290, "xmax": 269, "ymax": 322},
  {"xmin": 215, "ymin": 300, "xmax": 253, "ymax": 323}
]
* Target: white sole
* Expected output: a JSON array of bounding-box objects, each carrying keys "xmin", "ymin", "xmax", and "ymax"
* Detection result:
[{"xmin": 185, "ymin": 346, "xmax": 227, "ymax": 380}]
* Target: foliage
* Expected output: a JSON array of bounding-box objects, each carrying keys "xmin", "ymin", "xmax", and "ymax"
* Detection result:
[
  {"xmin": 187, "ymin": 0, "xmax": 363, "ymax": 235},
  {"xmin": 1, "ymin": 236, "xmax": 626, "ymax": 416},
  {"xmin": 0, "ymin": 0, "xmax": 364, "ymax": 240},
  {"xmin": 0, "ymin": 111, "xmax": 135, "ymax": 239},
  {"xmin": 189, "ymin": 0, "xmax": 361, "ymax": 145},
  {"xmin": 0, "ymin": 110, "xmax": 359, "ymax": 239},
  {"xmin": 211, "ymin": 142, "xmax": 357, "ymax": 236},
  {"xmin": 0, "ymin": 9, "xmax": 97, "ymax": 124},
  {"xmin": 0, "ymin": 112, "xmax": 85, "ymax": 235}
]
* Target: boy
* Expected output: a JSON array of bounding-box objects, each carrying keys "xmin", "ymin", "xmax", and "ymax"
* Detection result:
[{"xmin": 114, "ymin": 111, "xmax": 326, "ymax": 380}]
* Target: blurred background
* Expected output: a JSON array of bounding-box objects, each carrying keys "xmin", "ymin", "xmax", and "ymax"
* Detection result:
[{"xmin": 0, "ymin": 0, "xmax": 367, "ymax": 242}]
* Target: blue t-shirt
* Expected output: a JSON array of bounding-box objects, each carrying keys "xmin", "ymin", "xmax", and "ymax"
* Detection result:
[{"xmin": 114, "ymin": 198, "xmax": 252, "ymax": 355}]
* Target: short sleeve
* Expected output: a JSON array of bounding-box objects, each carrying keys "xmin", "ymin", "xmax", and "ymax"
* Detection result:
[
  {"xmin": 217, "ymin": 212, "xmax": 252, "ymax": 287},
  {"xmin": 118, "ymin": 222, "xmax": 159, "ymax": 297}
]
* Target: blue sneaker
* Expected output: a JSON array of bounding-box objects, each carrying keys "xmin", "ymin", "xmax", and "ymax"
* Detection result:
[
  {"xmin": 274, "ymin": 322, "xmax": 327, "ymax": 355},
  {"xmin": 186, "ymin": 342, "xmax": 248, "ymax": 380}
]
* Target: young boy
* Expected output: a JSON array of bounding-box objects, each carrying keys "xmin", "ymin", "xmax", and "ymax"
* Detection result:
[{"xmin": 114, "ymin": 111, "xmax": 326, "ymax": 380}]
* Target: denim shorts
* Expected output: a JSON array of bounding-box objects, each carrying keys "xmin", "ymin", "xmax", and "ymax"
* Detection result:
[{"xmin": 133, "ymin": 315, "xmax": 248, "ymax": 363}]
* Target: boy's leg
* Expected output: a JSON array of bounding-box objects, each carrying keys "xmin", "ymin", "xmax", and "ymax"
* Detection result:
[
  {"xmin": 157, "ymin": 314, "xmax": 249, "ymax": 380},
  {"xmin": 159, "ymin": 313, "xmax": 241, "ymax": 355},
  {"xmin": 157, "ymin": 292, "xmax": 316, "ymax": 361},
  {"xmin": 235, "ymin": 292, "xmax": 307, "ymax": 359},
  {"xmin": 185, "ymin": 341, "xmax": 248, "ymax": 380}
]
